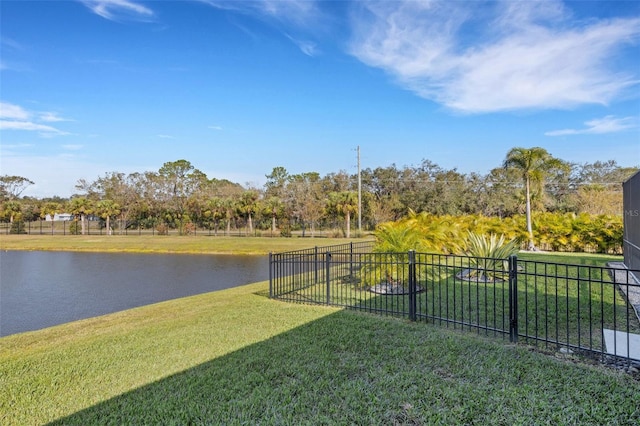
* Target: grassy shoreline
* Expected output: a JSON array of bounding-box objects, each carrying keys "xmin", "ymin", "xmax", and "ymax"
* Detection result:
[
  {"xmin": 0, "ymin": 234, "xmax": 622, "ymax": 261},
  {"xmin": 0, "ymin": 234, "xmax": 371, "ymax": 255}
]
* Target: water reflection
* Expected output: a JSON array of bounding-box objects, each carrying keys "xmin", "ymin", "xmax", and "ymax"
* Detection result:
[{"xmin": 0, "ymin": 251, "xmax": 268, "ymax": 337}]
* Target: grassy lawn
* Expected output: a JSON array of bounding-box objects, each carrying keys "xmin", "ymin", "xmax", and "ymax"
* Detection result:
[
  {"xmin": 0, "ymin": 234, "xmax": 370, "ymax": 255},
  {"xmin": 2, "ymin": 238, "xmax": 639, "ymax": 424},
  {"xmin": 2, "ymin": 279, "xmax": 640, "ymax": 425},
  {"xmin": 277, "ymin": 250, "xmax": 637, "ymax": 353}
]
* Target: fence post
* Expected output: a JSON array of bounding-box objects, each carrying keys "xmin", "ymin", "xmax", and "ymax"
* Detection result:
[
  {"xmin": 314, "ymin": 246, "xmax": 319, "ymax": 284},
  {"xmin": 350, "ymin": 242, "xmax": 354, "ymax": 283},
  {"xmin": 325, "ymin": 252, "xmax": 332, "ymax": 305},
  {"xmin": 508, "ymin": 255, "xmax": 518, "ymax": 343},
  {"xmin": 409, "ymin": 250, "xmax": 417, "ymax": 321},
  {"xmin": 268, "ymin": 252, "xmax": 273, "ymax": 298}
]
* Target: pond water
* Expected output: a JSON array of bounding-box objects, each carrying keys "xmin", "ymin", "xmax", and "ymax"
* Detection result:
[{"xmin": 0, "ymin": 251, "xmax": 269, "ymax": 337}]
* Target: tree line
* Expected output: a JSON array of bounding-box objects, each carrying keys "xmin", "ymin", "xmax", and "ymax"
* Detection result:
[{"xmin": 0, "ymin": 148, "xmax": 637, "ymax": 241}]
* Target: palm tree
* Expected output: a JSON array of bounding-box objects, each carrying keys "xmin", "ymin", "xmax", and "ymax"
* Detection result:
[
  {"xmin": 205, "ymin": 196, "xmax": 225, "ymax": 235},
  {"xmin": 69, "ymin": 197, "xmax": 94, "ymax": 235},
  {"xmin": 41, "ymin": 202, "xmax": 61, "ymax": 235},
  {"xmin": 2, "ymin": 200, "xmax": 22, "ymax": 223},
  {"xmin": 95, "ymin": 199, "xmax": 121, "ymax": 235},
  {"xmin": 373, "ymin": 221, "xmax": 421, "ymax": 253},
  {"xmin": 262, "ymin": 196, "xmax": 284, "ymax": 236},
  {"xmin": 237, "ymin": 190, "xmax": 260, "ymax": 235},
  {"xmin": 328, "ymin": 191, "xmax": 358, "ymax": 238},
  {"xmin": 222, "ymin": 196, "xmax": 237, "ymax": 236},
  {"xmin": 503, "ymin": 147, "xmax": 567, "ymax": 250}
]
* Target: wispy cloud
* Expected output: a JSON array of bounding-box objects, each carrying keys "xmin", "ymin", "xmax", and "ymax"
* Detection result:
[
  {"xmin": 0, "ymin": 102, "xmax": 30, "ymax": 120},
  {"xmin": 39, "ymin": 111, "xmax": 74, "ymax": 123},
  {"xmin": 0, "ymin": 60, "xmax": 32, "ymax": 72},
  {"xmin": 0, "ymin": 143, "xmax": 33, "ymax": 150},
  {"xmin": 545, "ymin": 115, "xmax": 637, "ymax": 136},
  {"xmin": 198, "ymin": 0, "xmax": 321, "ymax": 26},
  {"xmin": 349, "ymin": 0, "xmax": 640, "ymax": 113},
  {"xmin": 208, "ymin": 125, "xmax": 222, "ymax": 130},
  {"xmin": 198, "ymin": 0, "xmax": 325, "ymax": 55},
  {"xmin": 62, "ymin": 144, "xmax": 84, "ymax": 151},
  {"xmin": 0, "ymin": 154, "xmax": 120, "ymax": 198},
  {"xmin": 79, "ymin": 0, "xmax": 154, "ymax": 22},
  {"xmin": 0, "ymin": 120, "xmax": 66, "ymax": 133},
  {"xmin": 0, "ymin": 102, "xmax": 71, "ymax": 137},
  {"xmin": 157, "ymin": 134, "xmax": 175, "ymax": 139},
  {"xmin": 285, "ymin": 34, "xmax": 319, "ymax": 57},
  {"xmin": 0, "ymin": 38, "xmax": 26, "ymax": 72},
  {"xmin": 1, "ymin": 37, "xmax": 24, "ymax": 51}
]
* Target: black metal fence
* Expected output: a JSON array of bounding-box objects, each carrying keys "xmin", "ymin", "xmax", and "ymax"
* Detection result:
[
  {"xmin": 0, "ymin": 219, "xmax": 351, "ymax": 238},
  {"xmin": 270, "ymin": 243, "xmax": 640, "ymax": 367}
]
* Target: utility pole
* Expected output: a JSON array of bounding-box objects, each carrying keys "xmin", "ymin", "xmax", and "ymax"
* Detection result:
[{"xmin": 357, "ymin": 145, "xmax": 362, "ymax": 233}]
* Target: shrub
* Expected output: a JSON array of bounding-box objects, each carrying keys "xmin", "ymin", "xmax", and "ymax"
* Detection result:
[
  {"xmin": 280, "ymin": 228, "xmax": 292, "ymax": 237},
  {"xmin": 183, "ymin": 222, "xmax": 196, "ymax": 235},
  {"xmin": 156, "ymin": 223, "xmax": 169, "ymax": 235},
  {"xmin": 373, "ymin": 222, "xmax": 421, "ymax": 253},
  {"xmin": 463, "ymin": 232, "xmax": 520, "ymax": 281},
  {"xmin": 330, "ymin": 228, "xmax": 344, "ymax": 238},
  {"xmin": 9, "ymin": 221, "xmax": 26, "ymax": 234},
  {"xmin": 69, "ymin": 221, "xmax": 80, "ymax": 235},
  {"xmin": 374, "ymin": 212, "xmax": 623, "ymax": 254}
]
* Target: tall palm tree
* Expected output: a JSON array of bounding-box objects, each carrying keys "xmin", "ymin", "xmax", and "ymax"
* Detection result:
[
  {"xmin": 222, "ymin": 196, "xmax": 237, "ymax": 236},
  {"xmin": 2, "ymin": 200, "xmax": 22, "ymax": 223},
  {"xmin": 206, "ymin": 196, "xmax": 225, "ymax": 235},
  {"xmin": 503, "ymin": 147, "xmax": 566, "ymax": 250},
  {"xmin": 328, "ymin": 191, "xmax": 358, "ymax": 238},
  {"xmin": 69, "ymin": 197, "xmax": 94, "ymax": 235},
  {"xmin": 262, "ymin": 196, "xmax": 284, "ymax": 236},
  {"xmin": 95, "ymin": 199, "xmax": 121, "ymax": 235},
  {"xmin": 237, "ymin": 190, "xmax": 260, "ymax": 235},
  {"xmin": 41, "ymin": 202, "xmax": 61, "ymax": 235}
]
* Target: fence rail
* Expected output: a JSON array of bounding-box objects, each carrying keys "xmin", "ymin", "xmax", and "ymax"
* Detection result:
[
  {"xmin": 270, "ymin": 243, "xmax": 640, "ymax": 368},
  {"xmin": 1, "ymin": 220, "xmax": 362, "ymax": 238}
]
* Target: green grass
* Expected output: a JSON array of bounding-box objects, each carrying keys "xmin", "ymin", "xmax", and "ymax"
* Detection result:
[
  {"xmin": 2, "ymin": 279, "xmax": 639, "ymax": 425},
  {"xmin": 0, "ymin": 234, "xmax": 370, "ymax": 255},
  {"xmin": 0, "ymin": 281, "xmax": 337, "ymax": 425},
  {"xmin": 2, "ymin": 241, "xmax": 639, "ymax": 424},
  {"xmin": 276, "ymin": 250, "xmax": 638, "ymax": 355}
]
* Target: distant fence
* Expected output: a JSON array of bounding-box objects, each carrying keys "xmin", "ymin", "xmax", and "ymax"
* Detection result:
[
  {"xmin": 0, "ymin": 219, "xmax": 316, "ymax": 237},
  {"xmin": 270, "ymin": 243, "xmax": 640, "ymax": 368}
]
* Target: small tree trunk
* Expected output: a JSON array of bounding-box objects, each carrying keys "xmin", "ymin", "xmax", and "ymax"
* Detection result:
[
  {"xmin": 346, "ymin": 212, "xmax": 351, "ymax": 238},
  {"xmin": 525, "ymin": 178, "xmax": 535, "ymax": 250},
  {"xmin": 81, "ymin": 214, "xmax": 86, "ymax": 235}
]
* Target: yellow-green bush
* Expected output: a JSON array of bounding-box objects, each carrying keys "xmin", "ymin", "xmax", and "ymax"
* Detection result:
[{"xmin": 374, "ymin": 212, "xmax": 623, "ymax": 254}]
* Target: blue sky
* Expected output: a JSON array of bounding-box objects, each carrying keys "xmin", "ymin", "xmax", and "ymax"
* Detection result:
[{"xmin": 1, "ymin": 0, "xmax": 639, "ymax": 198}]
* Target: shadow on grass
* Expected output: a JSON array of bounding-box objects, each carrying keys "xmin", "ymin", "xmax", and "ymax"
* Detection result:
[{"xmin": 48, "ymin": 309, "xmax": 640, "ymax": 425}]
